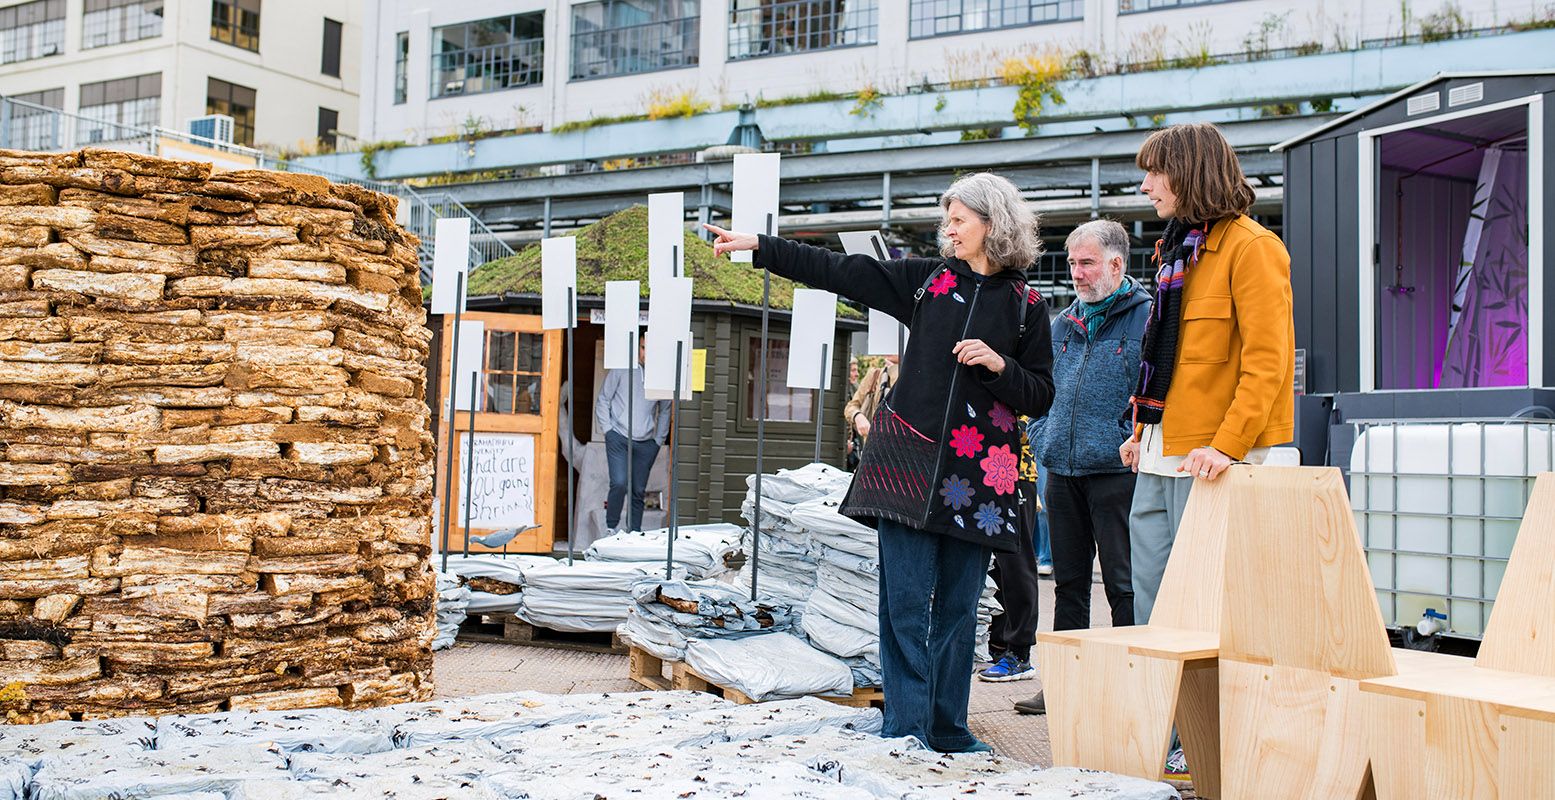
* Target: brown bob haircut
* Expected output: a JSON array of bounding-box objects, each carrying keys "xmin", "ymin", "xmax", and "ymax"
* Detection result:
[{"xmin": 1135, "ymin": 122, "xmax": 1256, "ymax": 223}]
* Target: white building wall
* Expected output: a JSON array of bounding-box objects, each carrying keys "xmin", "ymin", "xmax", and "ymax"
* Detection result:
[
  {"xmin": 0, "ymin": 0, "xmax": 361, "ymax": 150},
  {"xmin": 359, "ymin": 0, "xmax": 1540, "ymax": 142}
]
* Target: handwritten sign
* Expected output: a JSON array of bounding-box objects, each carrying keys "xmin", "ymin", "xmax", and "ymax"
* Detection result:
[{"xmin": 457, "ymin": 432, "xmax": 536, "ymax": 529}]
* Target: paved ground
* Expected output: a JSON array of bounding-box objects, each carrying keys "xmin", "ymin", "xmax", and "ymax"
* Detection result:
[{"xmin": 433, "ymin": 575, "xmax": 1113, "ymax": 768}]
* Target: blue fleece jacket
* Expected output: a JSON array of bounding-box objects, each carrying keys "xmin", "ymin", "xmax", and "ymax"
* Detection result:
[{"xmin": 1034, "ymin": 280, "xmax": 1153, "ymax": 477}]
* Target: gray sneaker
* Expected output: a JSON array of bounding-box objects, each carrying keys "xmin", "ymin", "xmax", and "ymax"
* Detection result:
[{"xmin": 1012, "ymin": 691, "xmax": 1045, "ymax": 715}]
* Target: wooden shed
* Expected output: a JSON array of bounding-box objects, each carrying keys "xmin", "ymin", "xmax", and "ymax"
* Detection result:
[
  {"xmin": 1273, "ymin": 71, "xmax": 1555, "ymax": 463},
  {"xmin": 429, "ymin": 206, "xmax": 863, "ymax": 555}
]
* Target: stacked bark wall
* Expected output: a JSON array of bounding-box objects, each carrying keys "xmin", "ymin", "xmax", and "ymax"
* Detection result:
[{"xmin": 0, "ymin": 148, "xmax": 437, "ymax": 723}]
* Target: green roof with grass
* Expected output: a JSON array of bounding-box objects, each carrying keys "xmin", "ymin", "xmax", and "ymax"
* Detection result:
[{"xmin": 466, "ymin": 205, "xmax": 860, "ymax": 318}]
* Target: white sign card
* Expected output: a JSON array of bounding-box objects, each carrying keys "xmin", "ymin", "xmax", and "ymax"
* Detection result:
[
  {"xmin": 452, "ymin": 320, "xmax": 485, "ymax": 412},
  {"xmin": 456, "ymin": 432, "xmax": 536, "ymax": 529},
  {"xmin": 787, "ymin": 288, "xmax": 837, "ymax": 391},
  {"xmin": 645, "ymin": 276, "xmax": 693, "ymax": 398},
  {"xmin": 838, "ymin": 230, "xmax": 889, "ymax": 260},
  {"xmin": 644, "ymin": 337, "xmax": 693, "ymax": 401},
  {"xmin": 647, "ymin": 192, "xmax": 684, "ymax": 285},
  {"xmin": 867, "ymin": 308, "xmax": 908, "ymax": 355},
  {"xmin": 730, "ymin": 153, "xmax": 780, "ymax": 264},
  {"xmin": 429, "ymin": 217, "xmax": 471, "ymax": 315},
  {"xmin": 541, "ymin": 236, "xmax": 577, "ymax": 330},
  {"xmin": 603, "ymin": 281, "xmax": 641, "ymax": 370}
]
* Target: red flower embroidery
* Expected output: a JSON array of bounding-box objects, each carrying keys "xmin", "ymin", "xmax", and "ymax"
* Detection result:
[
  {"xmin": 989, "ymin": 402, "xmax": 1016, "ymax": 433},
  {"xmin": 980, "ymin": 444, "xmax": 1018, "ymax": 495},
  {"xmin": 927, "ymin": 270, "xmax": 957, "ymax": 297},
  {"xmin": 949, "ymin": 425, "xmax": 984, "ymax": 458}
]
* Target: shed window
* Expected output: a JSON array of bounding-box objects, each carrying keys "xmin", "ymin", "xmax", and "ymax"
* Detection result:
[
  {"xmin": 746, "ymin": 336, "xmax": 812, "ymax": 422},
  {"xmin": 1373, "ymin": 105, "xmax": 1531, "ymax": 391},
  {"xmin": 485, "ymin": 330, "xmax": 544, "ymax": 415}
]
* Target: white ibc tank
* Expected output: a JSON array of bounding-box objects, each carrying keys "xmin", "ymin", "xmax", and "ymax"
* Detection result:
[{"xmin": 1350, "ymin": 420, "xmax": 1555, "ymax": 637}]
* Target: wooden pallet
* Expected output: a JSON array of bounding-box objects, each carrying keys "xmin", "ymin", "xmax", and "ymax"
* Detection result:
[
  {"xmin": 625, "ymin": 645, "xmax": 883, "ymax": 708},
  {"xmin": 457, "ymin": 612, "xmax": 626, "ymax": 654}
]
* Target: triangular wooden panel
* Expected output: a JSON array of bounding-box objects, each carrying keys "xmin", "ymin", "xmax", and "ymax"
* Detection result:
[
  {"xmin": 1476, "ymin": 473, "xmax": 1555, "ymax": 677},
  {"xmin": 1219, "ymin": 466, "xmax": 1396, "ymax": 679},
  {"xmin": 1151, "ymin": 469, "xmax": 1234, "ymax": 632}
]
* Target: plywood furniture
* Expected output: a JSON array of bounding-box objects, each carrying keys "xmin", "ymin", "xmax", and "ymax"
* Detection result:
[
  {"xmin": 1037, "ymin": 469, "xmax": 1237, "ymax": 798},
  {"xmin": 1360, "ymin": 473, "xmax": 1555, "ymax": 800}
]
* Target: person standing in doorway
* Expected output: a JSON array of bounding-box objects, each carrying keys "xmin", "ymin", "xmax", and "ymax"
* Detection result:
[{"xmin": 595, "ymin": 332, "xmax": 671, "ymax": 533}]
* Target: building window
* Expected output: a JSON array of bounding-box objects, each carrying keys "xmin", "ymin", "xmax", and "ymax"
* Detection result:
[
  {"xmin": 77, "ymin": 73, "xmax": 160, "ymax": 145},
  {"xmin": 206, "ymin": 77, "xmax": 256, "ymax": 146},
  {"xmin": 431, "ymin": 13, "xmax": 544, "ymax": 99},
  {"xmin": 0, "ymin": 0, "xmax": 65, "ymax": 64},
  {"xmin": 484, "ymin": 330, "xmax": 544, "ymax": 414},
  {"xmin": 6, "ymin": 88, "xmax": 63, "ymax": 151},
  {"xmin": 393, "ymin": 31, "xmax": 409, "ymax": 104},
  {"xmin": 82, "ymin": 0, "xmax": 162, "ymax": 48},
  {"xmin": 317, "ymin": 106, "xmax": 337, "ymax": 149},
  {"xmin": 321, "ymin": 17, "xmax": 341, "ymax": 76},
  {"xmin": 909, "ymin": 0, "xmax": 1081, "ymax": 38},
  {"xmin": 1118, "ymin": 0, "xmax": 1226, "ymax": 11},
  {"xmin": 728, "ymin": 0, "xmax": 877, "ymax": 60},
  {"xmin": 745, "ymin": 336, "xmax": 812, "ymax": 422},
  {"xmin": 211, "ymin": 0, "xmax": 259, "ymax": 51},
  {"xmin": 570, "ymin": 0, "xmax": 699, "ymax": 81}
]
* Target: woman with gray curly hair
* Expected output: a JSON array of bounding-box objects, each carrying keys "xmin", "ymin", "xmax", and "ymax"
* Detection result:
[{"xmin": 705, "ymin": 171, "xmax": 1053, "ymax": 754}]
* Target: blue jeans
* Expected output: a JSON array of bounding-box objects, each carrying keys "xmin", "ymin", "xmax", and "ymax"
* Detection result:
[
  {"xmin": 1035, "ymin": 463, "xmax": 1052, "ymax": 567},
  {"xmin": 605, "ymin": 430, "xmax": 659, "ymax": 531},
  {"xmin": 877, "ymin": 518, "xmax": 990, "ymax": 752},
  {"xmin": 1128, "ymin": 473, "xmax": 1193, "ymax": 624}
]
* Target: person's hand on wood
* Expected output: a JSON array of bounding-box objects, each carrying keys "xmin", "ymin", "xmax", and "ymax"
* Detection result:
[
  {"xmin": 1179, "ymin": 446, "xmax": 1233, "ymax": 481},
  {"xmin": 952, "ymin": 339, "xmax": 1005, "ymax": 374},
  {"xmin": 703, "ymin": 224, "xmax": 760, "ymax": 257}
]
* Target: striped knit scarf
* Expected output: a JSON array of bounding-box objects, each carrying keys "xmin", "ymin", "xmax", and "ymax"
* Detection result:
[{"xmin": 1129, "ymin": 220, "xmax": 1209, "ymax": 426}]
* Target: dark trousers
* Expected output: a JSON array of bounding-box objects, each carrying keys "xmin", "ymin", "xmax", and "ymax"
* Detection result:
[
  {"xmin": 990, "ymin": 480, "xmax": 1041, "ymax": 661},
  {"xmin": 877, "ymin": 518, "xmax": 990, "ymax": 753},
  {"xmin": 604, "ymin": 430, "xmax": 659, "ymax": 530},
  {"xmin": 1046, "ymin": 471, "xmax": 1136, "ymax": 631}
]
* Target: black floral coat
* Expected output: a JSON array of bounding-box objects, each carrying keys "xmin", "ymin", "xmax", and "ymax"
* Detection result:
[{"xmin": 754, "ymin": 236, "xmax": 1054, "ymax": 553}]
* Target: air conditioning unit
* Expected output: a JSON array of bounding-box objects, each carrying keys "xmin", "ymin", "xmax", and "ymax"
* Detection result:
[{"xmin": 188, "ymin": 114, "xmax": 235, "ymax": 143}]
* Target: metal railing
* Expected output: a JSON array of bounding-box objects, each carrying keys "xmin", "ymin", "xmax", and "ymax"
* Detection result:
[{"xmin": 0, "ymin": 94, "xmax": 514, "ymax": 285}]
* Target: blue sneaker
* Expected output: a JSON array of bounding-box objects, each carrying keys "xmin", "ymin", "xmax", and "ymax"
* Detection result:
[{"xmin": 977, "ymin": 654, "xmax": 1035, "ymax": 682}]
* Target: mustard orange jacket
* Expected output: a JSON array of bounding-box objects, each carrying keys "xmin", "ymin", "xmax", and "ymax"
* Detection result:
[{"xmin": 1158, "ymin": 214, "xmax": 1295, "ymax": 459}]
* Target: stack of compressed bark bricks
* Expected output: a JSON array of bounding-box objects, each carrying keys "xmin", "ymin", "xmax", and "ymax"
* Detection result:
[{"xmin": 0, "ymin": 148, "xmax": 437, "ymax": 723}]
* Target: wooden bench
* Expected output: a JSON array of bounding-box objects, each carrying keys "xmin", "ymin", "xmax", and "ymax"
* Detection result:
[
  {"xmin": 1359, "ymin": 472, "xmax": 1555, "ymax": 800},
  {"xmin": 1037, "ymin": 468, "xmax": 1236, "ymax": 798}
]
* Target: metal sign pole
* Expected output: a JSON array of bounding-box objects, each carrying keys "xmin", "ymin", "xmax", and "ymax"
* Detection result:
[
  {"xmin": 814, "ymin": 342, "xmax": 828, "ymax": 464},
  {"xmin": 461, "ymin": 335, "xmax": 486, "ymax": 558},
  {"xmin": 439, "ymin": 272, "xmax": 465, "ymax": 573},
  {"xmin": 565, "ymin": 287, "xmax": 576, "ymax": 565},
  {"xmin": 751, "ymin": 212, "xmax": 773, "ymax": 601},
  {"xmin": 625, "ymin": 329, "xmax": 635, "ymax": 532},
  {"xmin": 666, "ymin": 346, "xmax": 682, "ymax": 580}
]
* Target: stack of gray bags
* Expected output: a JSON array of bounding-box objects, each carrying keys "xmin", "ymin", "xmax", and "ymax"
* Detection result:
[
  {"xmin": 433, "ymin": 572, "xmax": 471, "ymax": 651},
  {"xmin": 792, "ymin": 489, "xmax": 885, "ymax": 688},
  {"xmin": 585, "ymin": 523, "xmax": 742, "ymax": 580},
  {"xmin": 618, "ymin": 578, "xmax": 796, "ymax": 662},
  {"xmin": 442, "ymin": 554, "xmax": 554, "ymax": 614},
  {"xmin": 739, "ymin": 463, "xmax": 852, "ymax": 606},
  {"xmin": 518, "ymin": 559, "xmax": 685, "ymax": 633}
]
